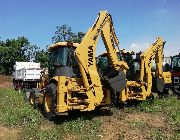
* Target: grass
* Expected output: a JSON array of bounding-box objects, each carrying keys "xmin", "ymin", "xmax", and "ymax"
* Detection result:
[
  {"xmin": 139, "ymin": 97, "xmax": 180, "ymax": 129},
  {"xmin": 0, "ymin": 88, "xmax": 180, "ymax": 139},
  {"xmin": 0, "ymin": 88, "xmax": 42, "ymax": 126},
  {"xmin": 0, "ymin": 88, "xmax": 102, "ymax": 140},
  {"xmin": 122, "ymin": 96, "xmax": 180, "ymax": 139}
]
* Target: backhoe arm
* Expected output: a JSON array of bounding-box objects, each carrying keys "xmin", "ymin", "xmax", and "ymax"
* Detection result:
[
  {"xmin": 75, "ymin": 11, "xmax": 128, "ymax": 106},
  {"xmin": 139, "ymin": 37, "xmax": 165, "ymax": 94}
]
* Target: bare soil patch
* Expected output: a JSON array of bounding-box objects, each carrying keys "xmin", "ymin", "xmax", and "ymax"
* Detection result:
[
  {"xmin": 0, "ymin": 125, "xmax": 21, "ymax": 140},
  {"xmin": 40, "ymin": 122, "xmax": 54, "ymax": 131},
  {"xmin": 0, "ymin": 75, "xmax": 13, "ymax": 89},
  {"xmin": 99, "ymin": 111, "xmax": 170, "ymax": 140},
  {"xmin": 126, "ymin": 112, "xmax": 166, "ymax": 128}
]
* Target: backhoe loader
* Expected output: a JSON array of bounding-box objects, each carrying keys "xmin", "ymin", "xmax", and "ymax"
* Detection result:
[
  {"xmin": 28, "ymin": 10, "xmax": 128, "ymax": 118},
  {"xmin": 98, "ymin": 37, "xmax": 172, "ymax": 102}
]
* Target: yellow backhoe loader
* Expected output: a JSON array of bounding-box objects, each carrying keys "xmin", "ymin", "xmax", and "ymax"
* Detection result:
[{"xmin": 28, "ymin": 10, "xmax": 128, "ymax": 119}]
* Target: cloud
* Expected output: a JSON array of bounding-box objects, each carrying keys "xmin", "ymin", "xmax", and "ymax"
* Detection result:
[
  {"xmin": 156, "ymin": 9, "xmax": 168, "ymax": 15},
  {"xmin": 151, "ymin": 8, "xmax": 168, "ymax": 16},
  {"xmin": 129, "ymin": 42, "xmax": 150, "ymax": 53},
  {"xmin": 164, "ymin": 46, "xmax": 180, "ymax": 57},
  {"xmin": 129, "ymin": 42, "xmax": 179, "ymax": 57}
]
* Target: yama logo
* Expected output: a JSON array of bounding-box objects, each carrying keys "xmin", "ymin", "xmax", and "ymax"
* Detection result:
[{"xmin": 88, "ymin": 46, "xmax": 93, "ymax": 67}]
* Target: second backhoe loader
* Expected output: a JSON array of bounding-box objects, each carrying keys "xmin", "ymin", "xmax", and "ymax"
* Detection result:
[{"xmin": 98, "ymin": 37, "xmax": 172, "ymax": 102}]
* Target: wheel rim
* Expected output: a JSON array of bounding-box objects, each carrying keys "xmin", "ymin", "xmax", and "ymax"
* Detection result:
[{"xmin": 44, "ymin": 94, "xmax": 52, "ymax": 112}]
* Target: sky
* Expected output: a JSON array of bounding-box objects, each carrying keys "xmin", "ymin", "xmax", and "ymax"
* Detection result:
[{"xmin": 0, "ymin": 0, "xmax": 180, "ymax": 56}]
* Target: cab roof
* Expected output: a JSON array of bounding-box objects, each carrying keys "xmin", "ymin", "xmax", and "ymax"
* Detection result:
[{"xmin": 48, "ymin": 42, "xmax": 79, "ymax": 52}]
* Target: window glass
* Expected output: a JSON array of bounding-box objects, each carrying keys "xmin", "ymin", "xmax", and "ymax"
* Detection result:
[
  {"xmin": 98, "ymin": 56, "xmax": 109, "ymax": 75},
  {"xmin": 172, "ymin": 56, "xmax": 180, "ymax": 68},
  {"xmin": 49, "ymin": 47, "xmax": 68, "ymax": 67},
  {"xmin": 117, "ymin": 52, "xmax": 123, "ymax": 61},
  {"xmin": 67, "ymin": 48, "xmax": 78, "ymax": 66}
]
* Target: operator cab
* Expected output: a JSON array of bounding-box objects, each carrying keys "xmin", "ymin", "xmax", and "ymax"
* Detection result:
[
  {"xmin": 97, "ymin": 49, "xmax": 137, "ymax": 80},
  {"xmin": 48, "ymin": 42, "xmax": 81, "ymax": 78},
  {"xmin": 97, "ymin": 50, "xmax": 122, "ymax": 78}
]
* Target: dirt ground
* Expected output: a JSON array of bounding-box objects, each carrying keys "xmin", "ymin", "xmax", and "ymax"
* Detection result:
[
  {"xmin": 0, "ymin": 75, "xmax": 13, "ymax": 89},
  {"xmin": 0, "ymin": 75, "xmax": 176, "ymax": 140},
  {"xmin": 0, "ymin": 125, "xmax": 21, "ymax": 140},
  {"xmin": 0, "ymin": 112, "xmax": 170, "ymax": 140},
  {"xmin": 98, "ymin": 111, "xmax": 168, "ymax": 140}
]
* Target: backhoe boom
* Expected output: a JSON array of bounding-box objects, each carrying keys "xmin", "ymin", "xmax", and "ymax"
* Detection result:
[{"xmin": 75, "ymin": 11, "xmax": 128, "ymax": 106}]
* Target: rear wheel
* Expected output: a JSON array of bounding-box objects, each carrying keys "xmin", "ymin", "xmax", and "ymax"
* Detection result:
[{"xmin": 43, "ymin": 83, "xmax": 57, "ymax": 120}]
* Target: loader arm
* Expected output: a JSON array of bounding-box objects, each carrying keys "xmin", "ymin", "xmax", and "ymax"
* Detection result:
[{"xmin": 75, "ymin": 11, "xmax": 128, "ymax": 106}]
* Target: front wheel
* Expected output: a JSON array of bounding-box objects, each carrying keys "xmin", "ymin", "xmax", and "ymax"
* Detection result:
[
  {"xmin": 29, "ymin": 90, "xmax": 39, "ymax": 109},
  {"xmin": 43, "ymin": 83, "xmax": 57, "ymax": 120},
  {"xmin": 29, "ymin": 92, "xmax": 35, "ymax": 105}
]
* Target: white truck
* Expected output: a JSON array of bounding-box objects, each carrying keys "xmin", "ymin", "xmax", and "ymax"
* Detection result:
[{"xmin": 13, "ymin": 62, "xmax": 42, "ymax": 91}]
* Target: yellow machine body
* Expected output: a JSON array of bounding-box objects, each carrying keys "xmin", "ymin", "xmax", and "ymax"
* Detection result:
[
  {"xmin": 37, "ymin": 9, "xmax": 132, "ymax": 115},
  {"xmin": 36, "ymin": 42, "xmax": 111, "ymax": 114},
  {"xmin": 121, "ymin": 38, "xmax": 172, "ymax": 101}
]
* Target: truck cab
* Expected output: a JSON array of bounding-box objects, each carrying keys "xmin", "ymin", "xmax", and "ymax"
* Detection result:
[{"xmin": 171, "ymin": 54, "xmax": 180, "ymax": 94}]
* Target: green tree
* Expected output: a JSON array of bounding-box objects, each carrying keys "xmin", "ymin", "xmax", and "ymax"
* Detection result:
[
  {"xmin": 52, "ymin": 24, "xmax": 85, "ymax": 43},
  {"xmin": 34, "ymin": 49, "xmax": 48, "ymax": 68},
  {"xmin": 75, "ymin": 32, "xmax": 85, "ymax": 43},
  {"xmin": 0, "ymin": 37, "xmax": 38, "ymax": 75}
]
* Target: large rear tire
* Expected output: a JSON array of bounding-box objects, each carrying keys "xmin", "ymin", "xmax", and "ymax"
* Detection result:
[{"xmin": 43, "ymin": 83, "xmax": 57, "ymax": 120}]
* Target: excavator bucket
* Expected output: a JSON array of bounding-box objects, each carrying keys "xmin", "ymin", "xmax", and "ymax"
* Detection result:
[
  {"xmin": 106, "ymin": 69, "xmax": 126, "ymax": 92},
  {"xmin": 156, "ymin": 77, "xmax": 166, "ymax": 92}
]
